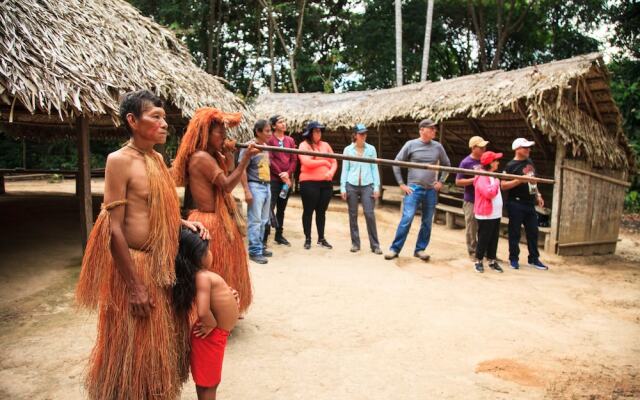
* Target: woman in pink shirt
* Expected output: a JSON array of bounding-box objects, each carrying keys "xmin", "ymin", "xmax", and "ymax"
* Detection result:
[
  {"xmin": 473, "ymin": 151, "xmax": 504, "ymax": 274},
  {"xmin": 298, "ymin": 121, "xmax": 337, "ymax": 250}
]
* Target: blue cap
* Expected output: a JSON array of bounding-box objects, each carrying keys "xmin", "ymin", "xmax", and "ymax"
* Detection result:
[
  {"xmin": 302, "ymin": 120, "xmax": 325, "ymax": 137},
  {"xmin": 354, "ymin": 123, "xmax": 368, "ymax": 134}
]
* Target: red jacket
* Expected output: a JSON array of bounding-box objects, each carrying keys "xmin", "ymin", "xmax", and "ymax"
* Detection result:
[{"xmin": 473, "ymin": 175, "xmax": 500, "ymax": 216}]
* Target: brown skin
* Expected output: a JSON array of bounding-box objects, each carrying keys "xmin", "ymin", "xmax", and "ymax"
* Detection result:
[
  {"xmin": 188, "ymin": 123, "xmax": 260, "ymax": 212},
  {"xmin": 400, "ymin": 125, "xmax": 443, "ymax": 195},
  {"xmin": 104, "ymin": 103, "xmax": 209, "ymax": 319},
  {"xmin": 191, "ymin": 249, "xmax": 239, "ymax": 400},
  {"xmin": 500, "ymin": 146, "xmax": 544, "ymax": 207},
  {"xmin": 241, "ymin": 124, "xmax": 274, "ymax": 204},
  {"xmin": 340, "ymin": 132, "xmax": 380, "ymax": 201},
  {"xmin": 455, "ymin": 146, "xmax": 486, "ymax": 187}
]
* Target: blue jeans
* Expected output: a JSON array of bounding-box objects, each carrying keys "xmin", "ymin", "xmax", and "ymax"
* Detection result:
[
  {"xmin": 389, "ymin": 184, "xmax": 437, "ymax": 254},
  {"xmin": 247, "ymin": 182, "xmax": 271, "ymax": 256}
]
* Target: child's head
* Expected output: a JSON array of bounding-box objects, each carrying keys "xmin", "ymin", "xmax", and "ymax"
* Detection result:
[{"xmin": 173, "ymin": 228, "xmax": 211, "ymax": 315}]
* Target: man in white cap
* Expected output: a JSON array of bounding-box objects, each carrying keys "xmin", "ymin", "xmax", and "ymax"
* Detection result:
[
  {"xmin": 455, "ymin": 136, "xmax": 488, "ymax": 258},
  {"xmin": 501, "ymin": 138, "xmax": 549, "ymax": 270}
]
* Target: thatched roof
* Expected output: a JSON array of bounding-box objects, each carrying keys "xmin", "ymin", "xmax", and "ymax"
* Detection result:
[
  {"xmin": 0, "ymin": 0, "xmax": 252, "ymax": 138},
  {"xmin": 253, "ymin": 53, "xmax": 634, "ymax": 171}
]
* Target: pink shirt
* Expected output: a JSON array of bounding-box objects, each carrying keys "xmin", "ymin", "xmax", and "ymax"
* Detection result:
[
  {"xmin": 298, "ymin": 141, "xmax": 338, "ymax": 182},
  {"xmin": 473, "ymin": 175, "xmax": 502, "ymax": 218}
]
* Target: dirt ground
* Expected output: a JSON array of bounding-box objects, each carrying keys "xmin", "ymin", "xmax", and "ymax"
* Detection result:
[{"xmin": 1, "ymin": 179, "xmax": 639, "ymax": 399}]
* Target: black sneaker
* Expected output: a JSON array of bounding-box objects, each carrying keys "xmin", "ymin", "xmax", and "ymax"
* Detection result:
[
  {"xmin": 488, "ymin": 261, "xmax": 503, "ymax": 273},
  {"xmin": 250, "ymin": 254, "xmax": 268, "ymax": 264},
  {"xmin": 474, "ymin": 262, "xmax": 484, "ymax": 273},
  {"xmin": 304, "ymin": 238, "xmax": 311, "ymax": 250},
  {"xmin": 529, "ymin": 259, "xmax": 549, "ymax": 270},
  {"xmin": 372, "ymin": 247, "xmax": 383, "ymax": 255},
  {"xmin": 263, "ymin": 249, "xmax": 273, "ymax": 257},
  {"xmin": 318, "ymin": 239, "xmax": 333, "ymax": 249},
  {"xmin": 350, "ymin": 245, "xmax": 360, "ymax": 253},
  {"xmin": 275, "ymin": 235, "xmax": 291, "ymax": 246}
]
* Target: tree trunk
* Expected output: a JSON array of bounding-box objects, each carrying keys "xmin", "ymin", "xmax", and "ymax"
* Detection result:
[
  {"xmin": 206, "ymin": 0, "xmax": 216, "ymax": 74},
  {"xmin": 420, "ymin": 0, "xmax": 435, "ymax": 81},
  {"xmin": 395, "ymin": 0, "xmax": 403, "ymax": 86},
  {"xmin": 214, "ymin": 0, "xmax": 223, "ymax": 76},
  {"xmin": 246, "ymin": 4, "xmax": 263, "ymax": 98},
  {"xmin": 268, "ymin": 5, "xmax": 275, "ymax": 91}
]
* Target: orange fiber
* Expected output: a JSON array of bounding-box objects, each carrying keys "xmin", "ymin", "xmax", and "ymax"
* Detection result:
[
  {"xmin": 172, "ymin": 107, "xmax": 242, "ymax": 187},
  {"xmin": 76, "ymin": 151, "xmax": 187, "ymax": 400}
]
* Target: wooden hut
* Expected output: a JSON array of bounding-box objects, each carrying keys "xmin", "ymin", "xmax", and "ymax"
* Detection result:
[
  {"xmin": 0, "ymin": 0, "xmax": 253, "ymax": 247},
  {"xmin": 253, "ymin": 53, "xmax": 635, "ymax": 256}
]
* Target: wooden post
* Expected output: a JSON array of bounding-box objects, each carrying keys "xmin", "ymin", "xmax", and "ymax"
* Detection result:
[
  {"xmin": 0, "ymin": 174, "xmax": 5, "ymax": 195},
  {"xmin": 76, "ymin": 116, "xmax": 93, "ymax": 250},
  {"xmin": 377, "ymin": 126, "xmax": 384, "ymax": 205},
  {"xmin": 548, "ymin": 140, "xmax": 565, "ymax": 253}
]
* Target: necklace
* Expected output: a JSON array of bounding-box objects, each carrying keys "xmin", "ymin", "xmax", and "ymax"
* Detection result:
[{"xmin": 126, "ymin": 141, "xmax": 150, "ymax": 155}]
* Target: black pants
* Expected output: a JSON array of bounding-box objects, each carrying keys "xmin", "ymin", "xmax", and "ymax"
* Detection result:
[
  {"xmin": 264, "ymin": 180, "xmax": 290, "ymax": 241},
  {"xmin": 300, "ymin": 180, "xmax": 332, "ymax": 240},
  {"xmin": 475, "ymin": 218, "xmax": 500, "ymax": 261},
  {"xmin": 506, "ymin": 201, "xmax": 540, "ymax": 262}
]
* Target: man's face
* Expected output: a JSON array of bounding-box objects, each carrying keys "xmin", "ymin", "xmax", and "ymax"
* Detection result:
[
  {"xmin": 515, "ymin": 146, "xmax": 531, "ymax": 158},
  {"xmin": 207, "ymin": 123, "xmax": 227, "ymax": 151},
  {"xmin": 275, "ymin": 119, "xmax": 286, "ymax": 132},
  {"xmin": 256, "ymin": 123, "xmax": 273, "ymax": 143},
  {"xmin": 129, "ymin": 104, "xmax": 168, "ymax": 144},
  {"xmin": 471, "ymin": 146, "xmax": 486, "ymax": 157},
  {"xmin": 419, "ymin": 126, "xmax": 437, "ymax": 141}
]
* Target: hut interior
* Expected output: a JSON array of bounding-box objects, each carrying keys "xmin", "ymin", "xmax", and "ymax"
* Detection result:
[{"xmin": 253, "ymin": 53, "xmax": 635, "ymax": 256}]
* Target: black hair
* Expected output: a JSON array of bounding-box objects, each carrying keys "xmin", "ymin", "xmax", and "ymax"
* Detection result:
[
  {"xmin": 119, "ymin": 90, "xmax": 164, "ymax": 135},
  {"xmin": 253, "ymin": 119, "xmax": 269, "ymax": 137},
  {"xmin": 269, "ymin": 115, "xmax": 282, "ymax": 128},
  {"xmin": 482, "ymin": 163, "xmax": 493, "ymax": 171},
  {"xmin": 173, "ymin": 227, "xmax": 209, "ymax": 316}
]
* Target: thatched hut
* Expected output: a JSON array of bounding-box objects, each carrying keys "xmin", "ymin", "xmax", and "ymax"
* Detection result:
[
  {"xmin": 0, "ymin": 0, "xmax": 253, "ymax": 246},
  {"xmin": 253, "ymin": 53, "xmax": 635, "ymax": 256}
]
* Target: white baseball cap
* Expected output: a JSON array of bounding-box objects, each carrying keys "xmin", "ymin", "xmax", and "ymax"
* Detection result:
[{"xmin": 512, "ymin": 138, "xmax": 535, "ymax": 150}]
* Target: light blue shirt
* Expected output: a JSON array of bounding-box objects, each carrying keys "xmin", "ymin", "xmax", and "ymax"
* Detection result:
[{"xmin": 340, "ymin": 143, "xmax": 381, "ymax": 193}]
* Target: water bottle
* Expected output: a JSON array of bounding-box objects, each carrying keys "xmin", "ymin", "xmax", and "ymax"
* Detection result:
[{"xmin": 279, "ymin": 183, "xmax": 289, "ymax": 199}]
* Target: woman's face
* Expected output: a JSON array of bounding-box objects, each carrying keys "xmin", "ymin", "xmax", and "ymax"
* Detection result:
[
  {"xmin": 489, "ymin": 160, "xmax": 499, "ymax": 172},
  {"xmin": 355, "ymin": 132, "xmax": 367, "ymax": 146},
  {"xmin": 312, "ymin": 129, "xmax": 322, "ymax": 143},
  {"xmin": 207, "ymin": 123, "xmax": 227, "ymax": 151}
]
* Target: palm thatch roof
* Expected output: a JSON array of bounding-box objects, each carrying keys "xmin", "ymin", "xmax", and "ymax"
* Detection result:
[
  {"xmin": 253, "ymin": 53, "xmax": 634, "ymax": 171},
  {"xmin": 0, "ymin": 0, "xmax": 252, "ymax": 138}
]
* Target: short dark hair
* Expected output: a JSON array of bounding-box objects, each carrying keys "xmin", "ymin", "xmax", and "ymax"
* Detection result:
[
  {"xmin": 119, "ymin": 90, "xmax": 164, "ymax": 135},
  {"xmin": 253, "ymin": 119, "xmax": 269, "ymax": 137},
  {"xmin": 269, "ymin": 115, "xmax": 283, "ymax": 128}
]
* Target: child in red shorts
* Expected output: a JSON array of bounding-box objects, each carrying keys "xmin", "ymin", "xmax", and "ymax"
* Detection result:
[{"xmin": 174, "ymin": 228, "xmax": 240, "ymax": 400}]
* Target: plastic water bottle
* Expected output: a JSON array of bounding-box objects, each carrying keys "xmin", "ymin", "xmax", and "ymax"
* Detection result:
[{"xmin": 279, "ymin": 183, "xmax": 289, "ymax": 199}]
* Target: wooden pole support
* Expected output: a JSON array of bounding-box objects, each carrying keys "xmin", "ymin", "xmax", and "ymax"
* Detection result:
[{"xmin": 76, "ymin": 116, "xmax": 93, "ymax": 250}]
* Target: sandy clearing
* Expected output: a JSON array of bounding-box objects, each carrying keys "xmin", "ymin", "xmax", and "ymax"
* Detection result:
[{"xmin": 0, "ymin": 180, "xmax": 639, "ymax": 399}]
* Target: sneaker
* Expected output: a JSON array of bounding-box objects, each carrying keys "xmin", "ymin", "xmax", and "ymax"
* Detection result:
[
  {"xmin": 488, "ymin": 261, "xmax": 504, "ymax": 273},
  {"xmin": 263, "ymin": 249, "xmax": 273, "ymax": 257},
  {"xmin": 318, "ymin": 238, "xmax": 333, "ymax": 249},
  {"xmin": 384, "ymin": 251, "xmax": 399, "ymax": 260},
  {"xmin": 275, "ymin": 235, "xmax": 291, "ymax": 246},
  {"xmin": 249, "ymin": 254, "xmax": 268, "ymax": 264},
  {"xmin": 414, "ymin": 251, "xmax": 431, "ymax": 261},
  {"xmin": 350, "ymin": 245, "xmax": 360, "ymax": 253},
  {"xmin": 304, "ymin": 238, "xmax": 311, "ymax": 250},
  {"xmin": 372, "ymin": 247, "xmax": 383, "ymax": 255},
  {"xmin": 474, "ymin": 262, "xmax": 484, "ymax": 273},
  {"xmin": 529, "ymin": 260, "xmax": 549, "ymax": 270},
  {"xmin": 510, "ymin": 260, "xmax": 520, "ymax": 270}
]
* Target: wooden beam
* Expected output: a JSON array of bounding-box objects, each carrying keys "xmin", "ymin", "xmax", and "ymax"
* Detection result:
[
  {"xmin": 76, "ymin": 116, "xmax": 93, "ymax": 250},
  {"xmin": 516, "ymin": 101, "xmax": 550, "ymax": 160},
  {"xmin": 561, "ymin": 165, "xmax": 631, "ymax": 187},
  {"xmin": 466, "ymin": 118, "xmax": 497, "ymax": 147},
  {"xmin": 582, "ymin": 78, "xmax": 604, "ymax": 124},
  {"xmin": 548, "ymin": 140, "xmax": 565, "ymax": 254}
]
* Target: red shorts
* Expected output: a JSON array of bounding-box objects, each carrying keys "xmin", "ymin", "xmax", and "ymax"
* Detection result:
[{"xmin": 190, "ymin": 327, "xmax": 230, "ymax": 387}]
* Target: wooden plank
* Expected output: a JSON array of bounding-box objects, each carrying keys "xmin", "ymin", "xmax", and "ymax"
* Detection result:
[
  {"xmin": 558, "ymin": 239, "xmax": 620, "ymax": 248},
  {"xmin": 76, "ymin": 116, "xmax": 93, "ymax": 250},
  {"xmin": 561, "ymin": 165, "xmax": 631, "ymax": 187},
  {"xmin": 548, "ymin": 140, "xmax": 565, "ymax": 253}
]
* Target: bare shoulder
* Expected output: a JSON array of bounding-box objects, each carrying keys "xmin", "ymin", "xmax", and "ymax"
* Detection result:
[
  {"xmin": 201, "ymin": 270, "xmax": 226, "ymax": 285},
  {"xmin": 195, "ymin": 270, "xmax": 214, "ymax": 287},
  {"xmin": 189, "ymin": 151, "xmax": 216, "ymax": 169}
]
